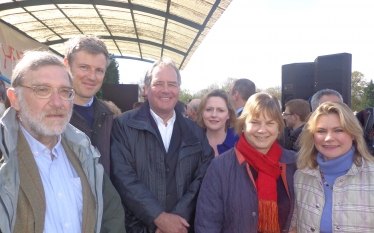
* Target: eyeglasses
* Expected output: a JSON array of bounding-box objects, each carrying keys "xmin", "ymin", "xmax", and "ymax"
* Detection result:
[
  {"xmin": 19, "ymin": 84, "xmax": 75, "ymax": 100},
  {"xmin": 282, "ymin": 112, "xmax": 293, "ymax": 117}
]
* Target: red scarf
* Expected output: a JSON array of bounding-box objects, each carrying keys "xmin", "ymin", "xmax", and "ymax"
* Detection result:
[{"xmin": 236, "ymin": 133, "xmax": 282, "ymax": 233}]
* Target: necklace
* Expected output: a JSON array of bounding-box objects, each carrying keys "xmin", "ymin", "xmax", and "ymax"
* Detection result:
[{"xmin": 320, "ymin": 171, "xmax": 333, "ymax": 190}]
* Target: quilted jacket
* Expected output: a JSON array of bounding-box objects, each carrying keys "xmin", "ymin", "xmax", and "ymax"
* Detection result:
[
  {"xmin": 291, "ymin": 158, "xmax": 374, "ymax": 232},
  {"xmin": 195, "ymin": 147, "xmax": 297, "ymax": 233}
]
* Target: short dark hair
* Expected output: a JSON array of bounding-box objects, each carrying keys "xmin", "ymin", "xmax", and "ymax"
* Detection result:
[
  {"xmin": 285, "ymin": 99, "xmax": 311, "ymax": 122},
  {"xmin": 65, "ymin": 35, "xmax": 110, "ymax": 68},
  {"xmin": 231, "ymin": 79, "xmax": 256, "ymax": 101}
]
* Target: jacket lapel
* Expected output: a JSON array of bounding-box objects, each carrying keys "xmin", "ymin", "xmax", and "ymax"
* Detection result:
[
  {"xmin": 16, "ymin": 129, "xmax": 46, "ymax": 233},
  {"xmin": 61, "ymin": 138, "xmax": 96, "ymax": 233}
]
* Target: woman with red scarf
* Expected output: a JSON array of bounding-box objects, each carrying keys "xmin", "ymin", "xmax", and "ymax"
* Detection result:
[{"xmin": 195, "ymin": 93, "xmax": 297, "ymax": 233}]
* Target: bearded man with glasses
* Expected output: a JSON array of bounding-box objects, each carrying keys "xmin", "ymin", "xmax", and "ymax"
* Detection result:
[{"xmin": 0, "ymin": 51, "xmax": 125, "ymax": 233}]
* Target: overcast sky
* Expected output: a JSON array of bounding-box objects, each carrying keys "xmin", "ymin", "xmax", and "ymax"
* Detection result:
[{"xmin": 117, "ymin": 0, "xmax": 374, "ymax": 94}]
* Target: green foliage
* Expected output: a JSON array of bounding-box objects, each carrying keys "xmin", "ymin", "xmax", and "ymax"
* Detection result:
[
  {"xmin": 179, "ymin": 89, "xmax": 193, "ymax": 104},
  {"xmin": 360, "ymin": 80, "xmax": 374, "ymax": 109},
  {"xmin": 220, "ymin": 77, "xmax": 237, "ymax": 93},
  {"xmin": 96, "ymin": 57, "xmax": 120, "ymax": 99},
  {"xmin": 351, "ymin": 71, "xmax": 367, "ymax": 111},
  {"xmin": 263, "ymin": 86, "xmax": 282, "ymax": 102}
]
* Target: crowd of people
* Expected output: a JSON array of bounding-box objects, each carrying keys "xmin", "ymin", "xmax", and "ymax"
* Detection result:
[{"xmin": 0, "ymin": 34, "xmax": 373, "ymax": 233}]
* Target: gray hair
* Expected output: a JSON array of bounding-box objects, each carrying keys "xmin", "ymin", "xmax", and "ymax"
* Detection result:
[
  {"xmin": 65, "ymin": 35, "xmax": 110, "ymax": 68},
  {"xmin": 11, "ymin": 50, "xmax": 72, "ymax": 89},
  {"xmin": 311, "ymin": 89, "xmax": 343, "ymax": 111},
  {"xmin": 188, "ymin": 99, "xmax": 201, "ymax": 112},
  {"xmin": 144, "ymin": 57, "xmax": 181, "ymax": 87}
]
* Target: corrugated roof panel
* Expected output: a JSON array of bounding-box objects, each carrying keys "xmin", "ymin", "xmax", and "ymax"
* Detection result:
[
  {"xmin": 116, "ymin": 40, "xmax": 141, "ymax": 57},
  {"xmin": 131, "ymin": 0, "xmax": 167, "ymax": 12},
  {"xmin": 0, "ymin": 0, "xmax": 233, "ymax": 69},
  {"xmin": 169, "ymin": 0, "xmax": 212, "ymax": 25},
  {"xmin": 164, "ymin": 20, "xmax": 198, "ymax": 52},
  {"xmin": 140, "ymin": 43, "xmax": 162, "ymax": 59},
  {"xmin": 96, "ymin": 6, "xmax": 135, "ymax": 38},
  {"xmin": 162, "ymin": 49, "xmax": 183, "ymax": 67},
  {"xmin": 49, "ymin": 43, "xmax": 66, "ymax": 56},
  {"xmin": 134, "ymin": 11, "xmax": 164, "ymax": 44},
  {"xmin": 24, "ymin": 4, "xmax": 56, "ymax": 12}
]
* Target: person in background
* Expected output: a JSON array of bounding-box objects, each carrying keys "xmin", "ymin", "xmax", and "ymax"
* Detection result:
[
  {"xmin": 196, "ymin": 89, "xmax": 238, "ymax": 156},
  {"xmin": 110, "ymin": 57, "xmax": 214, "ymax": 233},
  {"xmin": 310, "ymin": 88, "xmax": 343, "ymax": 111},
  {"xmin": 132, "ymin": 101, "xmax": 143, "ymax": 109},
  {"xmin": 0, "ymin": 51, "xmax": 125, "ymax": 233},
  {"xmin": 103, "ymin": 100, "xmax": 122, "ymax": 118},
  {"xmin": 283, "ymin": 99, "xmax": 311, "ymax": 151},
  {"xmin": 64, "ymin": 35, "xmax": 113, "ymax": 174},
  {"xmin": 0, "ymin": 79, "xmax": 7, "ymax": 116},
  {"xmin": 186, "ymin": 99, "xmax": 201, "ymax": 121},
  {"xmin": 195, "ymin": 93, "xmax": 297, "ymax": 233},
  {"xmin": 175, "ymin": 100, "xmax": 187, "ymax": 117},
  {"xmin": 228, "ymin": 78, "xmax": 256, "ymax": 116},
  {"xmin": 290, "ymin": 101, "xmax": 374, "ymax": 232}
]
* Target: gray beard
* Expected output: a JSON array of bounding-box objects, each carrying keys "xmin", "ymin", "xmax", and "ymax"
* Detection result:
[{"xmin": 18, "ymin": 92, "xmax": 73, "ymax": 137}]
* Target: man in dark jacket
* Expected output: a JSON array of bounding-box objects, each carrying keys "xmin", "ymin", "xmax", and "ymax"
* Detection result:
[
  {"xmin": 283, "ymin": 99, "xmax": 311, "ymax": 151},
  {"xmin": 110, "ymin": 58, "xmax": 214, "ymax": 233},
  {"xmin": 64, "ymin": 35, "xmax": 113, "ymax": 174}
]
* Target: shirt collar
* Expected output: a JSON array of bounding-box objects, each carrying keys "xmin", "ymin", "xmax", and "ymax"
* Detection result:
[
  {"xmin": 83, "ymin": 97, "xmax": 94, "ymax": 107},
  {"xmin": 150, "ymin": 109, "xmax": 176, "ymax": 126},
  {"xmin": 19, "ymin": 123, "xmax": 62, "ymax": 158},
  {"xmin": 236, "ymin": 107, "xmax": 244, "ymax": 115}
]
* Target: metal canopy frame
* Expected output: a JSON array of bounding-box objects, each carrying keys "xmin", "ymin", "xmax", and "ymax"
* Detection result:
[{"xmin": 0, "ymin": 0, "xmax": 232, "ymax": 69}]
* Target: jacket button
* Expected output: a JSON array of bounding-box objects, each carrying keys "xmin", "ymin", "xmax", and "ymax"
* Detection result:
[
  {"xmin": 310, "ymin": 227, "xmax": 316, "ymax": 232},
  {"xmin": 98, "ymin": 124, "xmax": 101, "ymax": 127},
  {"xmin": 316, "ymin": 203, "xmax": 320, "ymax": 208},
  {"xmin": 166, "ymin": 168, "xmax": 170, "ymax": 172},
  {"xmin": 336, "ymin": 226, "xmax": 340, "ymax": 230},
  {"xmin": 252, "ymin": 212, "xmax": 256, "ymax": 217}
]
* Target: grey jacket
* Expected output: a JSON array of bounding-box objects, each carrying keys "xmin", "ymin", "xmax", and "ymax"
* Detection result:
[
  {"xmin": 0, "ymin": 107, "xmax": 124, "ymax": 233},
  {"xmin": 110, "ymin": 100, "xmax": 214, "ymax": 232}
]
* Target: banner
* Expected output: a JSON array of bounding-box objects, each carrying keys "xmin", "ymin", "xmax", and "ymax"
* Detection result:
[{"xmin": 0, "ymin": 21, "xmax": 48, "ymax": 81}]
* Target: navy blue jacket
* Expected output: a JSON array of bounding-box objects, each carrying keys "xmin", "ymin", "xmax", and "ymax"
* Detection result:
[
  {"xmin": 110, "ymin": 100, "xmax": 214, "ymax": 233},
  {"xmin": 195, "ymin": 146, "xmax": 297, "ymax": 233}
]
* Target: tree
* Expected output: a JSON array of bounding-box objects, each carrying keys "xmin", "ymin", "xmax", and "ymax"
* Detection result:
[
  {"xmin": 193, "ymin": 83, "xmax": 220, "ymax": 99},
  {"xmin": 96, "ymin": 57, "xmax": 120, "ymax": 99},
  {"xmin": 351, "ymin": 71, "xmax": 367, "ymax": 111},
  {"xmin": 263, "ymin": 86, "xmax": 282, "ymax": 102},
  {"xmin": 179, "ymin": 88, "xmax": 193, "ymax": 104},
  {"xmin": 220, "ymin": 77, "xmax": 237, "ymax": 93},
  {"xmin": 360, "ymin": 80, "xmax": 374, "ymax": 109}
]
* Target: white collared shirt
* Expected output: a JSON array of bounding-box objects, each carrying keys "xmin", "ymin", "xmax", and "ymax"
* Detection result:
[
  {"xmin": 150, "ymin": 109, "xmax": 176, "ymax": 152},
  {"xmin": 83, "ymin": 96, "xmax": 94, "ymax": 107},
  {"xmin": 20, "ymin": 124, "xmax": 83, "ymax": 233}
]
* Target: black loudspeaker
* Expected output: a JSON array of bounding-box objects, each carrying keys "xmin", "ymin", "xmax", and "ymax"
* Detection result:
[
  {"xmin": 281, "ymin": 62, "xmax": 315, "ymax": 110},
  {"xmin": 102, "ymin": 84, "xmax": 140, "ymax": 113},
  {"xmin": 314, "ymin": 53, "xmax": 352, "ymax": 107}
]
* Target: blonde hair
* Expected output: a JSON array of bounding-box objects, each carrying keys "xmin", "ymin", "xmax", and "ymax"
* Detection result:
[
  {"xmin": 196, "ymin": 89, "xmax": 236, "ymax": 129},
  {"xmin": 234, "ymin": 93, "xmax": 284, "ymax": 138},
  {"xmin": 297, "ymin": 101, "xmax": 374, "ymax": 169}
]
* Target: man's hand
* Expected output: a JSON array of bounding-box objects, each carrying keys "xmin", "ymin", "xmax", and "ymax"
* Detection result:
[{"xmin": 154, "ymin": 212, "xmax": 189, "ymax": 233}]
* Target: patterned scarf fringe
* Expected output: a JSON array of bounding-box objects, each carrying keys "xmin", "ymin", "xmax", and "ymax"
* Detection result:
[{"xmin": 258, "ymin": 200, "xmax": 280, "ymax": 233}]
